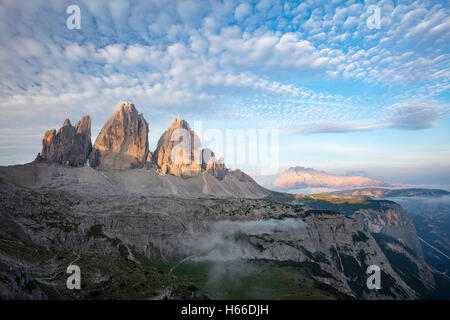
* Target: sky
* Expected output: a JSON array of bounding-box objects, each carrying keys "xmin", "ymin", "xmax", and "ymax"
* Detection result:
[{"xmin": 0, "ymin": 0, "xmax": 449, "ymax": 186}]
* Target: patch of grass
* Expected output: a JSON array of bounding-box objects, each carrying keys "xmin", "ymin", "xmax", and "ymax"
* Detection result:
[
  {"xmin": 145, "ymin": 259, "xmax": 349, "ymax": 300},
  {"xmin": 35, "ymin": 252, "xmax": 205, "ymax": 300},
  {"xmin": 294, "ymin": 194, "xmax": 367, "ymax": 204}
]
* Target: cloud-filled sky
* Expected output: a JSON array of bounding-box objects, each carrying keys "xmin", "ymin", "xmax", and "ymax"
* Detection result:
[{"xmin": 0, "ymin": 0, "xmax": 449, "ymax": 185}]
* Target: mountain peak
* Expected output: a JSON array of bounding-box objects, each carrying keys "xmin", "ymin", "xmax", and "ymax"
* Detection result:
[
  {"xmin": 117, "ymin": 101, "xmax": 137, "ymax": 114},
  {"xmin": 154, "ymin": 118, "xmax": 201, "ymax": 176},
  {"xmin": 75, "ymin": 115, "xmax": 91, "ymax": 135},
  {"xmin": 62, "ymin": 118, "xmax": 71, "ymax": 127},
  {"xmin": 34, "ymin": 102, "xmax": 229, "ymax": 179},
  {"xmin": 169, "ymin": 116, "xmax": 190, "ymax": 130},
  {"xmin": 273, "ymin": 166, "xmax": 392, "ymax": 190},
  {"xmin": 154, "ymin": 118, "xmax": 228, "ymax": 178},
  {"xmin": 89, "ymin": 102, "xmax": 149, "ymax": 170},
  {"xmin": 35, "ymin": 116, "xmax": 92, "ymax": 167}
]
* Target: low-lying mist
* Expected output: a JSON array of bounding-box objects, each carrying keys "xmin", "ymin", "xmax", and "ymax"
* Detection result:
[
  {"xmin": 183, "ymin": 218, "xmax": 307, "ymax": 261},
  {"xmin": 386, "ymin": 195, "xmax": 450, "ymax": 217},
  {"xmin": 174, "ymin": 218, "xmax": 308, "ymax": 299}
]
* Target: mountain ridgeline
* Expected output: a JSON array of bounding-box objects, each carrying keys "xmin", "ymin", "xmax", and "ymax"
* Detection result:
[
  {"xmin": 35, "ymin": 102, "xmax": 228, "ymax": 179},
  {"xmin": 0, "ymin": 102, "xmax": 448, "ymax": 300},
  {"xmin": 272, "ymin": 167, "xmax": 392, "ymax": 190}
]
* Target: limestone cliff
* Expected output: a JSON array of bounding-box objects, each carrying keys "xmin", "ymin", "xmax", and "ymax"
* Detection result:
[
  {"xmin": 201, "ymin": 148, "xmax": 228, "ymax": 180},
  {"xmin": 35, "ymin": 116, "xmax": 92, "ymax": 167},
  {"xmin": 153, "ymin": 117, "xmax": 203, "ymax": 176},
  {"xmin": 153, "ymin": 118, "xmax": 230, "ymax": 178},
  {"xmin": 89, "ymin": 102, "xmax": 149, "ymax": 170}
]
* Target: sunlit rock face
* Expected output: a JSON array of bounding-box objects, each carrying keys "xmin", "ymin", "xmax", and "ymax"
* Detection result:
[
  {"xmin": 201, "ymin": 148, "xmax": 228, "ymax": 180},
  {"xmin": 89, "ymin": 102, "xmax": 150, "ymax": 170},
  {"xmin": 35, "ymin": 116, "xmax": 92, "ymax": 167},
  {"xmin": 34, "ymin": 102, "xmax": 231, "ymax": 179},
  {"xmin": 273, "ymin": 166, "xmax": 391, "ymax": 190},
  {"xmin": 153, "ymin": 117, "xmax": 203, "ymax": 176}
]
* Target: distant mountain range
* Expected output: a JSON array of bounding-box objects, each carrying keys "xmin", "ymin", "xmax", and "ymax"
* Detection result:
[
  {"xmin": 329, "ymin": 188, "xmax": 450, "ymax": 198},
  {"xmin": 1, "ymin": 102, "xmax": 448, "ymax": 300},
  {"xmin": 271, "ymin": 166, "xmax": 392, "ymax": 190}
]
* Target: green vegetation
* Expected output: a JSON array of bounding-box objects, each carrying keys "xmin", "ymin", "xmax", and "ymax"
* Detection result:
[
  {"xmin": 339, "ymin": 253, "xmax": 367, "ymax": 297},
  {"xmin": 0, "ymin": 230, "xmax": 203, "ymax": 300},
  {"xmin": 86, "ymin": 224, "xmax": 104, "ymax": 239},
  {"xmin": 370, "ymin": 233, "xmax": 432, "ymax": 297},
  {"xmin": 292, "ymin": 195, "xmax": 391, "ymax": 217},
  {"xmin": 375, "ymin": 245, "xmax": 426, "ymax": 295},
  {"xmin": 302, "ymin": 209, "xmax": 341, "ymax": 217},
  {"xmin": 32, "ymin": 252, "xmax": 204, "ymax": 300},
  {"xmin": 352, "ymin": 231, "xmax": 369, "ymax": 243},
  {"xmin": 329, "ymin": 247, "xmax": 342, "ymax": 272},
  {"xmin": 145, "ymin": 259, "xmax": 350, "ymax": 300},
  {"xmin": 371, "ymin": 233, "xmax": 417, "ymax": 259},
  {"xmin": 294, "ymin": 194, "xmax": 367, "ymax": 204}
]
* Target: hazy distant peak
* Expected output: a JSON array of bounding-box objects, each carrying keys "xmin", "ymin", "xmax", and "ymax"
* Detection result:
[
  {"xmin": 289, "ymin": 166, "xmax": 323, "ymax": 174},
  {"xmin": 273, "ymin": 166, "xmax": 391, "ymax": 190}
]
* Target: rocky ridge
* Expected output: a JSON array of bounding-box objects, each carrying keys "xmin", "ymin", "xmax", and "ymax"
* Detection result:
[
  {"xmin": 2, "ymin": 102, "xmax": 446, "ymax": 300},
  {"xmin": 35, "ymin": 116, "xmax": 92, "ymax": 167},
  {"xmin": 89, "ymin": 102, "xmax": 149, "ymax": 170},
  {"xmin": 0, "ymin": 183, "xmax": 420, "ymax": 299},
  {"xmin": 272, "ymin": 167, "xmax": 392, "ymax": 190},
  {"xmin": 285, "ymin": 193, "xmax": 441, "ymax": 297},
  {"xmin": 34, "ymin": 102, "xmax": 229, "ymax": 180}
]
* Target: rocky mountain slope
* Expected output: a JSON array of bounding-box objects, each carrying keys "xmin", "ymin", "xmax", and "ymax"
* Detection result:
[
  {"xmin": 1, "ymin": 102, "xmax": 448, "ymax": 299},
  {"xmin": 0, "ymin": 182, "xmax": 419, "ymax": 299},
  {"xmin": 34, "ymin": 116, "xmax": 92, "ymax": 167},
  {"xmin": 383, "ymin": 195, "xmax": 450, "ymax": 278},
  {"xmin": 0, "ymin": 163, "xmax": 268, "ymax": 199},
  {"xmin": 28, "ymin": 102, "xmax": 267, "ymax": 198},
  {"xmin": 154, "ymin": 117, "xmax": 202, "ymax": 176},
  {"xmin": 272, "ymin": 167, "xmax": 392, "ymax": 190},
  {"xmin": 2, "ymin": 168, "xmax": 447, "ymax": 299},
  {"xmin": 89, "ymin": 102, "xmax": 150, "ymax": 170},
  {"xmin": 327, "ymin": 188, "xmax": 450, "ymax": 279},
  {"xmin": 277, "ymin": 193, "xmax": 448, "ymax": 298}
]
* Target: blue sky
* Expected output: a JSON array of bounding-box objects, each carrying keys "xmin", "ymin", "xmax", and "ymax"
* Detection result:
[{"xmin": 0, "ymin": 0, "xmax": 449, "ymax": 186}]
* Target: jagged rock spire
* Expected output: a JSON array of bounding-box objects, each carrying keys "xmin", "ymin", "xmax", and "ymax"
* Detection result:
[
  {"xmin": 153, "ymin": 117, "xmax": 202, "ymax": 176},
  {"xmin": 34, "ymin": 103, "xmax": 228, "ymax": 179},
  {"xmin": 153, "ymin": 117, "xmax": 228, "ymax": 178},
  {"xmin": 201, "ymin": 148, "xmax": 227, "ymax": 180},
  {"xmin": 35, "ymin": 115, "xmax": 92, "ymax": 167},
  {"xmin": 89, "ymin": 102, "xmax": 150, "ymax": 170}
]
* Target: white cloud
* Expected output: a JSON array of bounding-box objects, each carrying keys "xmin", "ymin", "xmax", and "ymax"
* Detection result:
[
  {"xmin": 0, "ymin": 0, "xmax": 448, "ymax": 167},
  {"xmin": 285, "ymin": 101, "xmax": 449, "ymax": 134},
  {"xmin": 234, "ymin": 3, "xmax": 252, "ymax": 21}
]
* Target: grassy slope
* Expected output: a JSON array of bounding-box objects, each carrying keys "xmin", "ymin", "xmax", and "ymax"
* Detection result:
[
  {"xmin": 0, "ymin": 226, "xmax": 204, "ymax": 300},
  {"xmin": 146, "ymin": 259, "xmax": 350, "ymax": 300}
]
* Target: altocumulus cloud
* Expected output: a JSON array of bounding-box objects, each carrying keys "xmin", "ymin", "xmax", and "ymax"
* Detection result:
[
  {"xmin": 0, "ymin": 0, "xmax": 448, "ymax": 165},
  {"xmin": 288, "ymin": 102, "xmax": 449, "ymax": 134}
]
